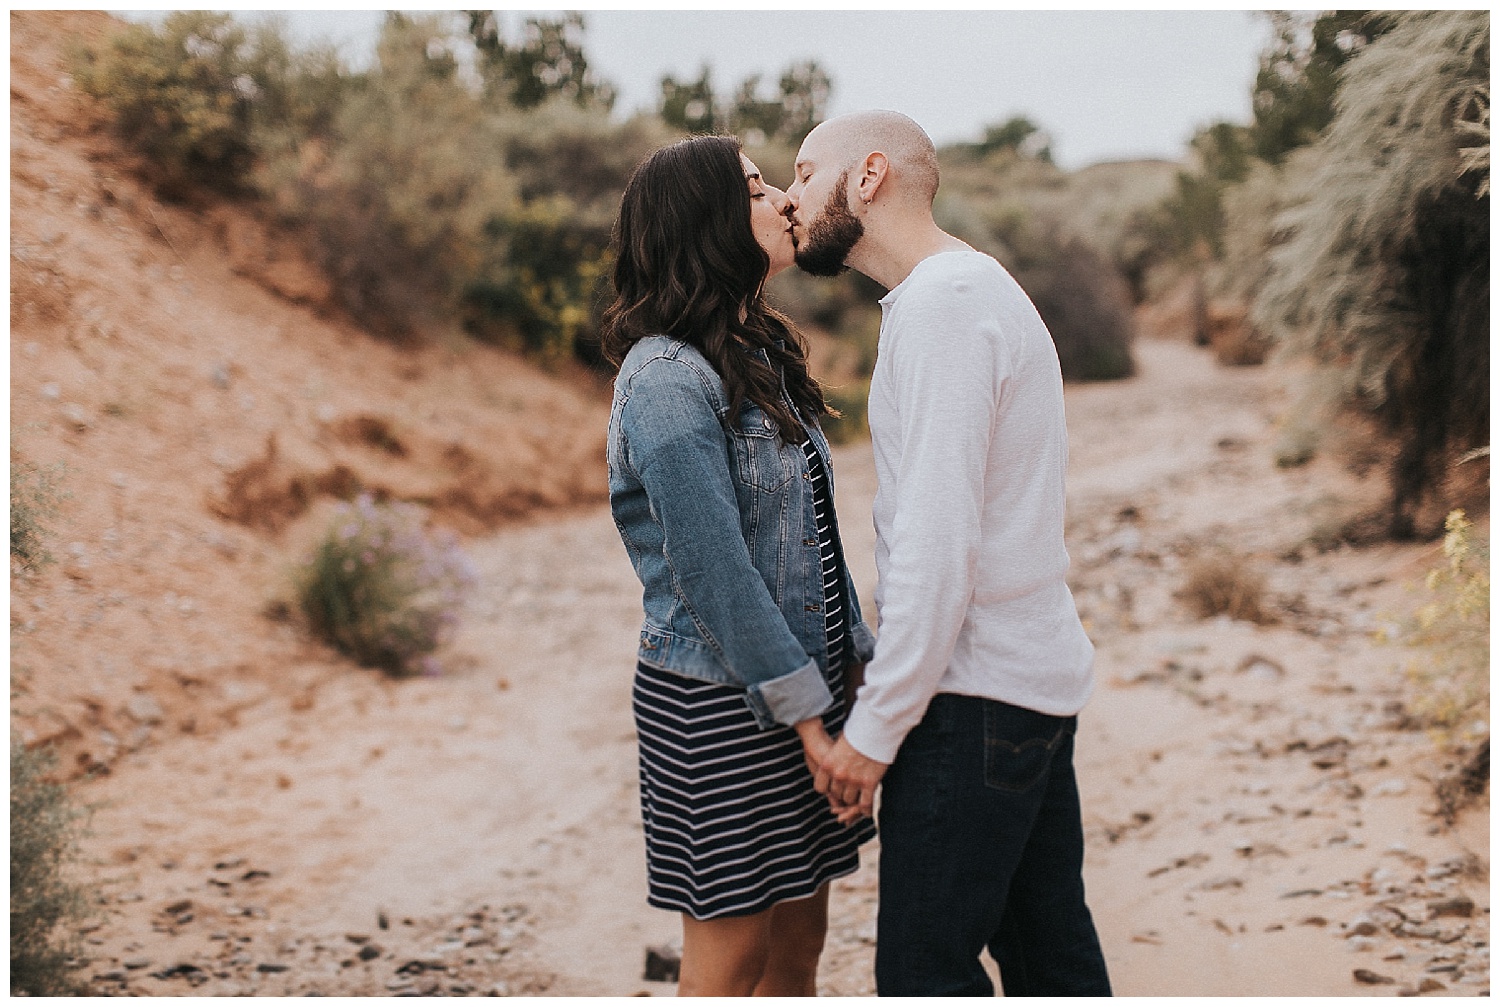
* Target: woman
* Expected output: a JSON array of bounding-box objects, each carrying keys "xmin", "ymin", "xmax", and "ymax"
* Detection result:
[{"xmin": 601, "ymin": 135, "xmax": 878, "ymax": 996}]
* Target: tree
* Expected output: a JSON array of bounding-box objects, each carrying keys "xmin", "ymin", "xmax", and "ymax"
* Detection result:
[
  {"xmin": 467, "ymin": 10, "xmax": 615, "ymax": 111},
  {"xmin": 1248, "ymin": 10, "xmax": 1397, "ymax": 163},
  {"xmin": 661, "ymin": 60, "xmax": 831, "ymax": 143},
  {"xmin": 659, "ymin": 65, "xmax": 719, "ymax": 134},
  {"xmin": 1252, "ymin": 10, "xmax": 1488, "ymax": 537}
]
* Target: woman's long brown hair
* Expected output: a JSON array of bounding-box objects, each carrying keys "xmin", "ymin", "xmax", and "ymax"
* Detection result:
[{"xmin": 599, "ymin": 135, "xmax": 829, "ymax": 438}]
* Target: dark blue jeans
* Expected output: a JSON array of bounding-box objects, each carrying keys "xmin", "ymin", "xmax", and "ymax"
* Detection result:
[{"xmin": 875, "ymin": 693, "xmax": 1111, "ymax": 996}]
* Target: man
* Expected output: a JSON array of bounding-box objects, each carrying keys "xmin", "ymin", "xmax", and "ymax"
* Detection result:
[{"xmin": 785, "ymin": 110, "xmax": 1112, "ymax": 996}]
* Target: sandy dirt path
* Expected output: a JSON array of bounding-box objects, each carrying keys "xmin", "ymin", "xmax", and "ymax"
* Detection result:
[{"xmin": 73, "ymin": 340, "xmax": 1487, "ymax": 996}]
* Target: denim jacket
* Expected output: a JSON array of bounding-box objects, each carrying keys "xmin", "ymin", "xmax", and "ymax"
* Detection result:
[{"xmin": 607, "ymin": 335, "xmax": 876, "ymax": 730}]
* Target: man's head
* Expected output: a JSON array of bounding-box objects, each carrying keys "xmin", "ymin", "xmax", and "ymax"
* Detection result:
[{"xmin": 786, "ymin": 110, "xmax": 940, "ymax": 276}]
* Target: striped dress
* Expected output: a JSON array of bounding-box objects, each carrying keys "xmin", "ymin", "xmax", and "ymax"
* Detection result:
[{"xmin": 632, "ymin": 435, "xmax": 876, "ymax": 920}]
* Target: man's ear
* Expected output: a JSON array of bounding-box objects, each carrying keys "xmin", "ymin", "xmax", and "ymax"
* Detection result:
[{"xmin": 856, "ymin": 152, "xmax": 889, "ymax": 205}]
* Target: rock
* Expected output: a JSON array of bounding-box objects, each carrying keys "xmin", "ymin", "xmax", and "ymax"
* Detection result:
[
  {"xmin": 60, "ymin": 402, "xmax": 89, "ymax": 431},
  {"xmin": 358, "ymin": 944, "xmax": 383, "ymax": 962},
  {"xmin": 125, "ymin": 693, "xmax": 164, "ymax": 725},
  {"xmin": 1428, "ymin": 896, "xmax": 1475, "ymax": 918},
  {"xmin": 122, "ymin": 957, "xmax": 151, "ymax": 969},
  {"xmin": 1353, "ymin": 968, "xmax": 1396, "ymax": 985},
  {"xmin": 256, "ymin": 963, "xmax": 289, "ymax": 973},
  {"xmin": 643, "ymin": 944, "xmax": 681, "ymax": 983},
  {"xmin": 1371, "ymin": 779, "xmax": 1408, "ymax": 797},
  {"xmin": 1418, "ymin": 978, "xmax": 1447, "ymax": 993}
]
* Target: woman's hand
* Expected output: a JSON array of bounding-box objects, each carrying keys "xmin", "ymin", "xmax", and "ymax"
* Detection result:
[{"xmin": 793, "ymin": 718, "xmax": 834, "ymax": 778}]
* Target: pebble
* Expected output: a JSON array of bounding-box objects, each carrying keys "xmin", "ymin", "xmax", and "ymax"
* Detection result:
[
  {"xmin": 61, "ymin": 402, "xmax": 89, "ymax": 430},
  {"xmin": 122, "ymin": 957, "xmax": 151, "ymax": 970},
  {"xmin": 1353, "ymin": 968, "xmax": 1395, "ymax": 985}
]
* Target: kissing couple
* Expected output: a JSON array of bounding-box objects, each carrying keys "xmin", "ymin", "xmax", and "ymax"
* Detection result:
[{"xmin": 601, "ymin": 110, "xmax": 1112, "ymax": 997}]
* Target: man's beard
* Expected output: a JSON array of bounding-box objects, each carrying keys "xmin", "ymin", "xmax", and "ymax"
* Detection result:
[{"xmin": 793, "ymin": 171, "xmax": 864, "ymax": 277}]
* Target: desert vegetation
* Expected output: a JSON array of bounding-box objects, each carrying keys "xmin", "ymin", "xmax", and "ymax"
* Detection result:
[
  {"xmin": 11, "ymin": 740, "xmax": 94, "ymax": 996},
  {"xmin": 294, "ymin": 495, "xmax": 476, "ymax": 678},
  {"xmin": 1128, "ymin": 11, "xmax": 1489, "ymax": 540},
  {"xmin": 73, "ymin": 11, "xmax": 1148, "ymax": 388}
]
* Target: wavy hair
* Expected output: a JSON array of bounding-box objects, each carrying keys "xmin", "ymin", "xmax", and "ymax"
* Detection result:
[{"xmin": 600, "ymin": 135, "xmax": 829, "ymax": 437}]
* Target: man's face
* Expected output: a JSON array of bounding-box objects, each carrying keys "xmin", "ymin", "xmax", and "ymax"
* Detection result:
[{"xmin": 786, "ymin": 135, "xmax": 864, "ymax": 277}]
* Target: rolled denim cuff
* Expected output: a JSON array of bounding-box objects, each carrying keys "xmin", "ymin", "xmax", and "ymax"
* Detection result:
[
  {"xmin": 849, "ymin": 620, "xmax": 876, "ymax": 665},
  {"xmin": 745, "ymin": 659, "xmax": 834, "ymax": 729}
]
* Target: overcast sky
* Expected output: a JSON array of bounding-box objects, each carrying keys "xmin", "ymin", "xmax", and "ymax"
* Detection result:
[{"xmin": 128, "ymin": 9, "xmax": 1273, "ymax": 171}]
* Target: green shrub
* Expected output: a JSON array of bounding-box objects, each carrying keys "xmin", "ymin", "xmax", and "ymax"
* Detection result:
[
  {"xmin": 820, "ymin": 380, "xmax": 870, "ymax": 445},
  {"xmin": 1251, "ymin": 11, "xmax": 1489, "ymax": 538},
  {"xmin": 295, "ymin": 495, "xmax": 475, "ymax": 678},
  {"xmin": 11, "ymin": 458, "xmax": 63, "ymax": 571},
  {"xmin": 11, "ymin": 740, "xmax": 92, "ymax": 996},
  {"xmin": 1398, "ymin": 510, "xmax": 1489, "ymax": 742},
  {"xmin": 72, "ymin": 12, "xmax": 293, "ymax": 194},
  {"xmin": 1016, "ymin": 237, "xmax": 1136, "ymax": 382}
]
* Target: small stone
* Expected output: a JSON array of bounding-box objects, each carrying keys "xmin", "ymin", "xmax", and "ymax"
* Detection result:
[
  {"xmin": 61, "ymin": 403, "xmax": 89, "ymax": 431},
  {"xmin": 41, "ymin": 382, "xmax": 60, "ymax": 400},
  {"xmin": 256, "ymin": 962, "xmax": 289, "ymax": 973},
  {"xmin": 122, "ymin": 957, "xmax": 151, "ymax": 969},
  {"xmin": 1354, "ymin": 968, "xmax": 1396, "ymax": 985},
  {"xmin": 96, "ymin": 971, "xmax": 126, "ymax": 982},
  {"xmin": 125, "ymin": 693, "xmax": 164, "ymax": 725},
  {"xmin": 1371, "ymin": 779, "xmax": 1408, "ymax": 797},
  {"xmin": 358, "ymin": 944, "xmax": 382, "ymax": 962},
  {"xmin": 1428, "ymin": 896, "xmax": 1475, "ymax": 918},
  {"xmin": 1418, "ymin": 978, "xmax": 1447, "ymax": 993},
  {"xmin": 643, "ymin": 944, "xmax": 680, "ymax": 983}
]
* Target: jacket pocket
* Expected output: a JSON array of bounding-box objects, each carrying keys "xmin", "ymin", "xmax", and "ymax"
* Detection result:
[{"xmin": 730, "ymin": 404, "xmax": 793, "ymax": 492}]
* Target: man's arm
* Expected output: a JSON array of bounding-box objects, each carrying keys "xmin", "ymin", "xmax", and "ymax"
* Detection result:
[{"xmin": 826, "ymin": 279, "xmax": 1008, "ymax": 776}]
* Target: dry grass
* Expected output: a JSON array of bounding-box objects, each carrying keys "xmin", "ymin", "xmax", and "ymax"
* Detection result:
[{"xmin": 1179, "ymin": 553, "xmax": 1276, "ymax": 624}]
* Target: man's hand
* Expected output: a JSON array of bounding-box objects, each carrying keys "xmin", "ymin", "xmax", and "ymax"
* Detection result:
[{"xmin": 813, "ymin": 735, "xmax": 889, "ymax": 824}]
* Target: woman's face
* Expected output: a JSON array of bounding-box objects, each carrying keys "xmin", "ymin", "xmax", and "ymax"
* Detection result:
[{"xmin": 742, "ymin": 155, "xmax": 795, "ymax": 280}]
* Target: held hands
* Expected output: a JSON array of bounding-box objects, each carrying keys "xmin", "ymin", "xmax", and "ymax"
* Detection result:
[{"xmin": 793, "ymin": 718, "xmax": 889, "ymax": 825}]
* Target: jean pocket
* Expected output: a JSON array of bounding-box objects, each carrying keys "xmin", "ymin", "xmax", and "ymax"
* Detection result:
[{"xmin": 982, "ymin": 705, "xmax": 1072, "ymax": 794}]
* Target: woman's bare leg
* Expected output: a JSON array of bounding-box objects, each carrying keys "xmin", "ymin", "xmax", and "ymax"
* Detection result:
[
  {"xmin": 679, "ymin": 908, "xmax": 773, "ymax": 997},
  {"xmin": 753, "ymin": 884, "xmax": 830, "ymax": 997}
]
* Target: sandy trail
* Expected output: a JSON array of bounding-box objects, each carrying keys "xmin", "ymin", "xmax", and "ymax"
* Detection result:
[{"xmin": 74, "ymin": 340, "xmax": 1487, "ymax": 996}]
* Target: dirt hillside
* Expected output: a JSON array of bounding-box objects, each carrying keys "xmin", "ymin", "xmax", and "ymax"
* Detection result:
[{"xmin": 11, "ymin": 10, "xmax": 612, "ymax": 778}]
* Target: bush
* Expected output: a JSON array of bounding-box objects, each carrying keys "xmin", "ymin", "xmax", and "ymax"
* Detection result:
[
  {"xmin": 11, "ymin": 457, "xmax": 63, "ymax": 571},
  {"xmin": 72, "ymin": 11, "xmax": 297, "ymax": 195},
  {"xmin": 11, "ymin": 740, "xmax": 92, "ymax": 996},
  {"xmin": 295, "ymin": 495, "xmax": 475, "ymax": 677},
  {"xmin": 820, "ymin": 380, "xmax": 870, "ymax": 445},
  {"xmin": 1179, "ymin": 553, "xmax": 1274, "ymax": 624},
  {"xmin": 1016, "ymin": 238, "xmax": 1136, "ymax": 382},
  {"xmin": 1251, "ymin": 11, "xmax": 1489, "ymax": 538},
  {"xmin": 1398, "ymin": 510, "xmax": 1489, "ymax": 743}
]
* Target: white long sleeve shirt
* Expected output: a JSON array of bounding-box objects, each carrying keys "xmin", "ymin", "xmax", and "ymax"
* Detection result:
[{"xmin": 841, "ymin": 250, "xmax": 1096, "ymax": 765}]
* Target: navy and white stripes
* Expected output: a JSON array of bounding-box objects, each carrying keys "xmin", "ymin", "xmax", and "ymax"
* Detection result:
[
  {"xmin": 630, "ymin": 434, "xmax": 874, "ymax": 921},
  {"xmin": 802, "ymin": 437, "xmax": 847, "ymax": 676}
]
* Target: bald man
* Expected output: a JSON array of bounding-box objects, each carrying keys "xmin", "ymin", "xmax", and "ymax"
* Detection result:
[{"xmin": 786, "ymin": 111, "xmax": 1111, "ymax": 996}]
